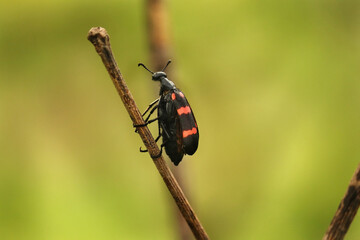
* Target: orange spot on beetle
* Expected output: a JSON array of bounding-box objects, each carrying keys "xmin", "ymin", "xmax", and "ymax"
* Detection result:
[
  {"xmin": 171, "ymin": 93, "xmax": 176, "ymax": 100},
  {"xmin": 183, "ymin": 127, "xmax": 197, "ymax": 138},
  {"xmin": 177, "ymin": 106, "xmax": 191, "ymax": 115}
]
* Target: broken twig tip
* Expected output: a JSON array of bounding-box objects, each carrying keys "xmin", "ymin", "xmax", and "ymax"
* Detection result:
[{"xmin": 87, "ymin": 27, "xmax": 109, "ymax": 45}]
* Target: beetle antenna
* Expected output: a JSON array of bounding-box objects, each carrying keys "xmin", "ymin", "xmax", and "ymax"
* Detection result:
[
  {"xmin": 162, "ymin": 60, "xmax": 172, "ymax": 72},
  {"xmin": 138, "ymin": 63, "xmax": 154, "ymax": 74}
]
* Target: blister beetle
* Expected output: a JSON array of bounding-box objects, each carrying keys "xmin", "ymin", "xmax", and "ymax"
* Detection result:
[{"xmin": 135, "ymin": 60, "xmax": 199, "ymax": 166}]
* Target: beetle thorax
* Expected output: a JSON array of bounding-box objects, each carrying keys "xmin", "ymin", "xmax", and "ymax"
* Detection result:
[{"xmin": 158, "ymin": 77, "xmax": 175, "ymax": 95}]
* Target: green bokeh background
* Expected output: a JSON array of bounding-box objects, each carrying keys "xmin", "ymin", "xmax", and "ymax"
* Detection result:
[{"xmin": 1, "ymin": 0, "xmax": 360, "ymax": 239}]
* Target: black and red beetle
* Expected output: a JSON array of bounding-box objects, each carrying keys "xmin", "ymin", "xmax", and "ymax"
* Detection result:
[{"xmin": 135, "ymin": 60, "xmax": 199, "ymax": 166}]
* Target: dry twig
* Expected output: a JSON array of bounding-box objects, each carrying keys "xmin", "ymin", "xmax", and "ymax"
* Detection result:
[
  {"xmin": 87, "ymin": 27, "xmax": 209, "ymax": 240},
  {"xmin": 323, "ymin": 163, "xmax": 360, "ymax": 240}
]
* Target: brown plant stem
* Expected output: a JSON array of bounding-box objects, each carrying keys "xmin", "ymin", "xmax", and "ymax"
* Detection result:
[
  {"xmin": 87, "ymin": 27, "xmax": 209, "ymax": 240},
  {"xmin": 146, "ymin": 0, "xmax": 171, "ymax": 70},
  {"xmin": 323, "ymin": 163, "xmax": 360, "ymax": 240}
]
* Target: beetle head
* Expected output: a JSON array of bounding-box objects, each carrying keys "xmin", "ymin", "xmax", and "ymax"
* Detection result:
[
  {"xmin": 151, "ymin": 72, "xmax": 167, "ymax": 81},
  {"xmin": 138, "ymin": 60, "xmax": 172, "ymax": 81}
]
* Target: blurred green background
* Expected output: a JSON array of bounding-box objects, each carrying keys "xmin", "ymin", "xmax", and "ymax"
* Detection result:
[{"xmin": 1, "ymin": 0, "xmax": 360, "ymax": 239}]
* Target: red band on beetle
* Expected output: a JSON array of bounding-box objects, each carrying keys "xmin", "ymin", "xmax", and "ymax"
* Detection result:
[
  {"xmin": 177, "ymin": 106, "xmax": 191, "ymax": 115},
  {"xmin": 183, "ymin": 127, "xmax": 197, "ymax": 138}
]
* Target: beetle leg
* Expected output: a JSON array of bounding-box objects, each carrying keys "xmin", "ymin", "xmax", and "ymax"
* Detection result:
[
  {"xmin": 133, "ymin": 117, "xmax": 159, "ymax": 128},
  {"xmin": 134, "ymin": 104, "xmax": 159, "ymax": 132},
  {"xmin": 138, "ymin": 131, "xmax": 162, "ymax": 153},
  {"xmin": 143, "ymin": 105, "xmax": 159, "ymax": 123},
  {"xmin": 134, "ymin": 98, "xmax": 159, "ymax": 132},
  {"xmin": 160, "ymin": 122, "xmax": 171, "ymax": 139},
  {"xmin": 150, "ymin": 142, "xmax": 166, "ymax": 158},
  {"xmin": 139, "ymin": 146, "xmax": 148, "ymax": 152},
  {"xmin": 141, "ymin": 98, "xmax": 160, "ymax": 117},
  {"xmin": 154, "ymin": 133, "xmax": 161, "ymax": 142},
  {"xmin": 139, "ymin": 142, "xmax": 165, "ymax": 158}
]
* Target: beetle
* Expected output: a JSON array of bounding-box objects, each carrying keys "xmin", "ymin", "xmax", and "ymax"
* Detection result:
[{"xmin": 134, "ymin": 60, "xmax": 199, "ymax": 166}]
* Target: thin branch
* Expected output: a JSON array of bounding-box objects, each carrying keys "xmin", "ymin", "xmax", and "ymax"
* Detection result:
[
  {"xmin": 323, "ymin": 163, "xmax": 360, "ymax": 240},
  {"xmin": 87, "ymin": 27, "xmax": 209, "ymax": 240}
]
